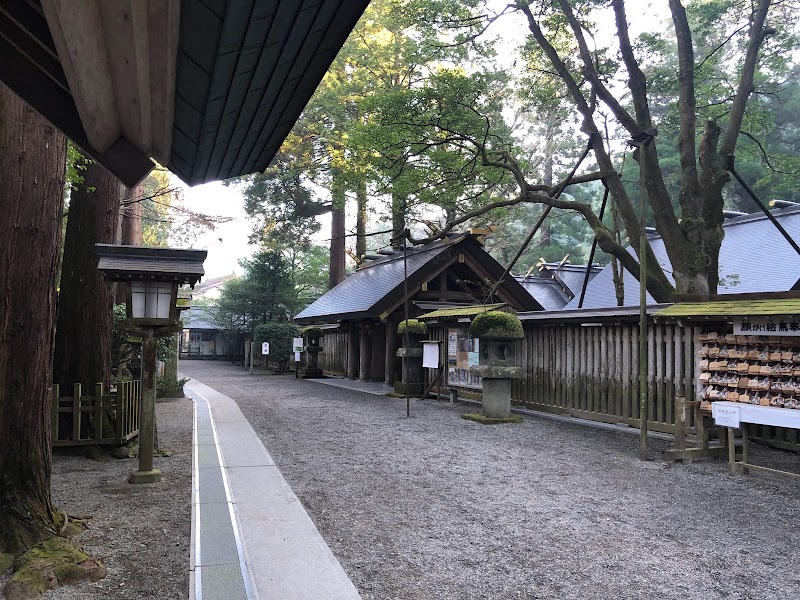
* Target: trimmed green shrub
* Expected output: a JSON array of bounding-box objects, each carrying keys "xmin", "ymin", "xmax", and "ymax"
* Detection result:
[
  {"xmin": 397, "ymin": 319, "xmax": 427, "ymax": 336},
  {"xmin": 302, "ymin": 326, "xmax": 324, "ymax": 339},
  {"xmin": 157, "ymin": 376, "xmax": 188, "ymax": 398},
  {"xmin": 469, "ymin": 310, "xmax": 523, "ymax": 339},
  {"xmin": 254, "ymin": 322, "xmax": 301, "ymax": 372}
]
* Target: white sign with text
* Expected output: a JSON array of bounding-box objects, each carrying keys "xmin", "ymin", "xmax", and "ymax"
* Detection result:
[
  {"xmin": 712, "ymin": 402, "xmax": 740, "ymax": 429},
  {"xmin": 292, "ymin": 337, "xmax": 304, "ymax": 353},
  {"xmin": 261, "ymin": 342, "xmax": 270, "ymax": 355},
  {"xmin": 422, "ymin": 342, "xmax": 439, "ymax": 368}
]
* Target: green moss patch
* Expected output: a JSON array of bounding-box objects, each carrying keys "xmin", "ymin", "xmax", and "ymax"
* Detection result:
[
  {"xmin": 397, "ymin": 319, "xmax": 427, "ymax": 335},
  {"xmin": 461, "ymin": 412, "xmax": 523, "ymax": 425},
  {"xmin": 302, "ymin": 326, "xmax": 323, "ymax": 339},
  {"xmin": 469, "ymin": 311, "xmax": 523, "ymax": 339},
  {"xmin": 5, "ymin": 537, "xmax": 106, "ymax": 599},
  {"xmin": 0, "ymin": 552, "xmax": 13, "ymax": 576}
]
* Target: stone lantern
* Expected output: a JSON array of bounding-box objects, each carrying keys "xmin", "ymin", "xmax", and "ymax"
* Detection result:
[
  {"xmin": 469, "ymin": 311, "xmax": 523, "ymax": 419},
  {"xmin": 96, "ymin": 244, "xmax": 207, "ymax": 483},
  {"xmin": 394, "ymin": 319, "xmax": 427, "ymax": 396},
  {"xmin": 302, "ymin": 326, "xmax": 324, "ymax": 378}
]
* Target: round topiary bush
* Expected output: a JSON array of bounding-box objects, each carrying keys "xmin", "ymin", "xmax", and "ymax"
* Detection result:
[
  {"xmin": 397, "ymin": 319, "xmax": 427, "ymax": 336},
  {"xmin": 303, "ymin": 326, "xmax": 324, "ymax": 339},
  {"xmin": 469, "ymin": 310, "xmax": 523, "ymax": 339}
]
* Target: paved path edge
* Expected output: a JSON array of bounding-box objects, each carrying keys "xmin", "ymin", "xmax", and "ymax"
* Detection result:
[{"xmin": 184, "ymin": 377, "xmax": 362, "ymax": 600}]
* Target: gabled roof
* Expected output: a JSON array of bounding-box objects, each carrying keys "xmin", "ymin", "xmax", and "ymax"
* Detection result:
[
  {"xmin": 515, "ymin": 262, "xmax": 602, "ymax": 310},
  {"xmin": 565, "ymin": 206, "xmax": 800, "ymax": 310},
  {"xmin": 540, "ymin": 262, "xmax": 602, "ymax": 299},
  {"xmin": 515, "ymin": 277, "xmax": 571, "ymax": 311},
  {"xmin": 294, "ymin": 233, "xmax": 542, "ymax": 324}
]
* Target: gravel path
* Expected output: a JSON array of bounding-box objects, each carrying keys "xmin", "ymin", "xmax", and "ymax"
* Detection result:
[
  {"xmin": 181, "ymin": 361, "xmax": 800, "ymax": 600},
  {"xmin": 0, "ymin": 396, "xmax": 193, "ymax": 599}
]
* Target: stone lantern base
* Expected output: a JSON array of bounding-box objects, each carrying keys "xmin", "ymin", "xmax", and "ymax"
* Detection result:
[
  {"xmin": 482, "ymin": 378, "xmax": 512, "ymax": 418},
  {"xmin": 470, "ymin": 365, "xmax": 523, "ymax": 419}
]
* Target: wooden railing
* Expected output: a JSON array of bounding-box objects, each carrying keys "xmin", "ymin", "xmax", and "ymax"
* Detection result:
[{"xmin": 51, "ymin": 380, "xmax": 140, "ymax": 447}]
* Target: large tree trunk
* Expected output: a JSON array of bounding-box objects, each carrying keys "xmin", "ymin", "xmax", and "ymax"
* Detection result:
[
  {"xmin": 116, "ymin": 183, "xmax": 143, "ymax": 303},
  {"xmin": 54, "ymin": 162, "xmax": 122, "ymax": 395},
  {"xmin": 0, "ymin": 84, "xmax": 66, "ymax": 553},
  {"xmin": 356, "ymin": 177, "xmax": 367, "ymax": 260},
  {"xmin": 329, "ymin": 174, "xmax": 346, "ymax": 288},
  {"xmin": 391, "ymin": 189, "xmax": 407, "ymax": 249}
]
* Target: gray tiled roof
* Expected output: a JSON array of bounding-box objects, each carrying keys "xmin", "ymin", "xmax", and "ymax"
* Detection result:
[
  {"xmin": 180, "ymin": 307, "xmax": 219, "ymax": 331},
  {"xmin": 515, "ymin": 277, "xmax": 571, "ymax": 311},
  {"xmin": 564, "ymin": 207, "xmax": 800, "ymax": 310},
  {"xmin": 294, "ymin": 236, "xmax": 464, "ymax": 322},
  {"xmin": 547, "ymin": 264, "xmax": 601, "ymax": 298}
]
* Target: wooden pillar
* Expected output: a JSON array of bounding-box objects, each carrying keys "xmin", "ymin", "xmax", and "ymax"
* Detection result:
[
  {"xmin": 359, "ymin": 323, "xmax": 372, "ymax": 381},
  {"xmin": 371, "ymin": 322, "xmax": 386, "ymax": 383},
  {"xmin": 347, "ymin": 323, "xmax": 359, "ymax": 379},
  {"xmin": 165, "ymin": 335, "xmax": 179, "ymax": 380},
  {"xmin": 130, "ymin": 331, "xmax": 160, "ymax": 484},
  {"xmin": 385, "ymin": 317, "xmax": 396, "ymax": 386}
]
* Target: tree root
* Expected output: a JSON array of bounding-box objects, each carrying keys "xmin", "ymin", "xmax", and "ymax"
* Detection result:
[
  {"xmin": 3, "ymin": 537, "xmax": 106, "ymax": 600},
  {"xmin": 57, "ymin": 511, "xmax": 91, "ymax": 539}
]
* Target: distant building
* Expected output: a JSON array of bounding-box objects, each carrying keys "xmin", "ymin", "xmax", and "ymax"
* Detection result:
[
  {"xmin": 294, "ymin": 232, "xmax": 541, "ymax": 383},
  {"xmin": 180, "ymin": 306, "xmax": 228, "ymax": 359},
  {"xmin": 515, "ymin": 261, "xmax": 602, "ymax": 311},
  {"xmin": 190, "ymin": 273, "xmax": 235, "ymax": 302},
  {"xmin": 567, "ymin": 205, "xmax": 800, "ymax": 310}
]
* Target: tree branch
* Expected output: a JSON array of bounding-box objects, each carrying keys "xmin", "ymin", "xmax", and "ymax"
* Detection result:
[
  {"xmin": 720, "ymin": 0, "xmax": 774, "ymax": 155},
  {"xmin": 669, "ymin": 0, "xmax": 701, "ymax": 215}
]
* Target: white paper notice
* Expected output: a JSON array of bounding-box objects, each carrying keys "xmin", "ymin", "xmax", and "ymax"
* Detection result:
[
  {"xmin": 712, "ymin": 402, "xmax": 740, "ymax": 429},
  {"xmin": 261, "ymin": 342, "xmax": 270, "ymax": 355},
  {"xmin": 292, "ymin": 337, "xmax": 304, "ymax": 353},
  {"xmin": 294, "ymin": 351, "xmax": 301, "ymax": 362},
  {"xmin": 422, "ymin": 342, "xmax": 439, "ymax": 368}
]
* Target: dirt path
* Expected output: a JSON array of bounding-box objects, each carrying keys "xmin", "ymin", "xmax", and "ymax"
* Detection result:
[{"xmin": 181, "ymin": 361, "xmax": 800, "ymax": 600}]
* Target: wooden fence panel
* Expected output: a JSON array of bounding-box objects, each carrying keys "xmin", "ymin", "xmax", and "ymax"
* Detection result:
[{"xmin": 51, "ymin": 380, "xmax": 140, "ymax": 447}]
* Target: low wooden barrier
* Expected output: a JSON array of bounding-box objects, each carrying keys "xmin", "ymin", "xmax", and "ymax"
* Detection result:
[{"xmin": 51, "ymin": 380, "xmax": 141, "ymax": 446}]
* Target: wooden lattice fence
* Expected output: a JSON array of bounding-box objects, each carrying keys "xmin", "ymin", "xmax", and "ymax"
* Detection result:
[
  {"xmin": 511, "ymin": 321, "xmax": 700, "ymax": 435},
  {"xmin": 51, "ymin": 380, "xmax": 141, "ymax": 446}
]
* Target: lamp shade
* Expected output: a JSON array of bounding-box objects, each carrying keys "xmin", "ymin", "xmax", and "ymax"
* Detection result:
[{"xmin": 131, "ymin": 281, "xmax": 176, "ymax": 319}]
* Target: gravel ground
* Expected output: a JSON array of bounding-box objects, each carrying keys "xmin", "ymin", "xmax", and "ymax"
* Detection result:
[
  {"xmin": 181, "ymin": 360, "xmax": 800, "ymax": 600},
  {"xmin": 1, "ymin": 396, "xmax": 193, "ymax": 599}
]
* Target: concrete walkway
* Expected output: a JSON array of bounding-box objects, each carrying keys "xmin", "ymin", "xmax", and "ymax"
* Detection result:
[{"xmin": 184, "ymin": 378, "xmax": 361, "ymax": 600}]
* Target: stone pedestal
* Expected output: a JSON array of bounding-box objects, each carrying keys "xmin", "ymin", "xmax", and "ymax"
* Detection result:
[
  {"xmin": 302, "ymin": 331, "xmax": 324, "ymax": 378},
  {"xmin": 469, "ymin": 314, "xmax": 524, "ymax": 420},
  {"xmin": 394, "ymin": 346, "xmax": 424, "ymax": 395}
]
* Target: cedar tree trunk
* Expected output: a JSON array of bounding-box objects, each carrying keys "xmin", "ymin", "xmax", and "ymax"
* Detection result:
[
  {"xmin": 115, "ymin": 183, "xmax": 143, "ymax": 303},
  {"xmin": 356, "ymin": 177, "xmax": 367, "ymax": 260},
  {"xmin": 0, "ymin": 84, "xmax": 66, "ymax": 553},
  {"xmin": 391, "ymin": 189, "xmax": 407, "ymax": 249},
  {"xmin": 329, "ymin": 173, "xmax": 346, "ymax": 288},
  {"xmin": 54, "ymin": 162, "xmax": 121, "ymax": 394}
]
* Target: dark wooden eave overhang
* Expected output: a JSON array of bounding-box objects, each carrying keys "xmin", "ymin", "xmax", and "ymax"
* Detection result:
[{"xmin": 0, "ymin": 1, "xmax": 370, "ymax": 187}]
